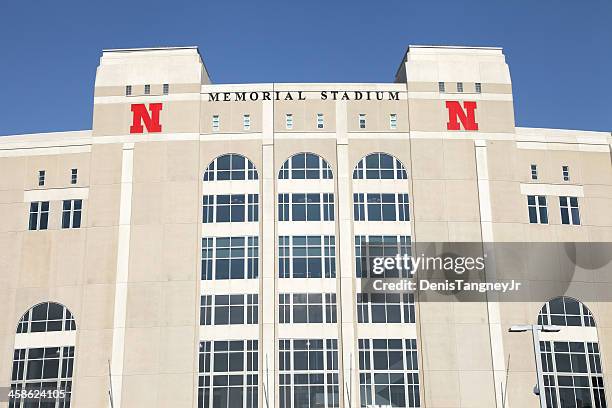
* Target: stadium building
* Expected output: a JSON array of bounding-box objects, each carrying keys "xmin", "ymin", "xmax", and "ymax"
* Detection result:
[{"xmin": 0, "ymin": 45, "xmax": 611, "ymax": 408}]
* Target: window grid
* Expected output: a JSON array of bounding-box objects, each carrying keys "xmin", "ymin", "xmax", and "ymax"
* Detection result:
[
  {"xmin": 70, "ymin": 169, "xmax": 77, "ymax": 185},
  {"xmin": 203, "ymin": 194, "xmax": 259, "ymax": 223},
  {"xmin": 144, "ymin": 84, "xmax": 150, "ymax": 95},
  {"xmin": 355, "ymin": 235, "xmax": 411, "ymax": 278},
  {"xmin": 38, "ymin": 170, "xmax": 45, "ymax": 187},
  {"xmin": 200, "ymin": 294, "xmax": 258, "ymax": 326},
  {"xmin": 125, "ymin": 85, "xmax": 132, "ymax": 96},
  {"xmin": 29, "ymin": 201, "xmax": 50, "ymax": 231},
  {"xmin": 61, "ymin": 200, "xmax": 82, "ymax": 229},
  {"xmin": 475, "ymin": 82, "xmax": 482, "ymax": 93},
  {"xmin": 353, "ymin": 193, "xmax": 410, "ymax": 222},
  {"xmin": 198, "ymin": 340, "xmax": 258, "ymax": 408},
  {"xmin": 531, "ymin": 164, "xmax": 538, "ymax": 180},
  {"xmin": 203, "ymin": 154, "xmax": 258, "ymax": 181},
  {"xmin": 279, "ymin": 153, "xmax": 332, "ymax": 180},
  {"xmin": 201, "ymin": 236, "xmax": 259, "ymax": 280},
  {"xmin": 389, "ymin": 113, "xmax": 397, "ymax": 130},
  {"xmin": 17, "ymin": 302, "xmax": 76, "ymax": 334},
  {"xmin": 279, "ymin": 293, "xmax": 337, "ymax": 324},
  {"xmin": 353, "ymin": 153, "xmax": 408, "ymax": 180},
  {"xmin": 317, "ymin": 113, "xmax": 324, "ymax": 129},
  {"xmin": 358, "ymin": 114, "xmax": 366, "ymax": 129},
  {"xmin": 212, "ymin": 115, "xmax": 220, "ymax": 131},
  {"xmin": 279, "ymin": 236, "xmax": 336, "ymax": 278},
  {"xmin": 358, "ymin": 339, "xmax": 420, "ymax": 407},
  {"xmin": 278, "ymin": 193, "xmax": 334, "ymax": 222},
  {"xmin": 527, "ymin": 195, "xmax": 548, "ymax": 224},
  {"xmin": 286, "ymin": 113, "xmax": 293, "ymax": 130},
  {"xmin": 538, "ymin": 297, "xmax": 594, "ymax": 327},
  {"xmin": 163, "ymin": 83, "xmax": 169, "ymax": 95},
  {"xmin": 560, "ymin": 196, "xmax": 580, "ymax": 225},
  {"xmin": 357, "ymin": 293, "xmax": 415, "ymax": 324},
  {"xmin": 457, "ymin": 82, "xmax": 463, "ymax": 92},
  {"xmin": 562, "ymin": 166, "xmax": 570, "ymax": 182},
  {"xmin": 438, "ymin": 82, "xmax": 445, "ymax": 93},
  {"xmin": 279, "ymin": 339, "xmax": 339, "ymax": 408},
  {"xmin": 243, "ymin": 114, "xmax": 251, "ymax": 130}
]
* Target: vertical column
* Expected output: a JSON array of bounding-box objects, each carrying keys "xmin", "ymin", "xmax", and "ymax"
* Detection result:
[
  {"xmin": 475, "ymin": 139, "xmax": 507, "ymax": 408},
  {"xmin": 109, "ymin": 142, "xmax": 134, "ymax": 408},
  {"xmin": 336, "ymin": 100, "xmax": 358, "ymax": 408},
  {"xmin": 261, "ymin": 95, "xmax": 276, "ymax": 408}
]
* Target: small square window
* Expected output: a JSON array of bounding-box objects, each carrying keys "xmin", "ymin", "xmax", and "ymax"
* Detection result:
[
  {"xmin": 38, "ymin": 170, "xmax": 45, "ymax": 187},
  {"xmin": 71, "ymin": 169, "xmax": 78, "ymax": 185},
  {"xmin": 286, "ymin": 114, "xmax": 293, "ymax": 130},
  {"xmin": 475, "ymin": 82, "xmax": 482, "ymax": 93},
  {"xmin": 562, "ymin": 166, "xmax": 570, "ymax": 181},
  {"xmin": 438, "ymin": 82, "xmax": 445, "ymax": 93},
  {"xmin": 125, "ymin": 85, "xmax": 132, "ymax": 96},
  {"xmin": 359, "ymin": 114, "xmax": 366, "ymax": 129},
  {"xmin": 243, "ymin": 114, "xmax": 251, "ymax": 130},
  {"xmin": 389, "ymin": 113, "xmax": 397, "ymax": 130},
  {"xmin": 163, "ymin": 84, "xmax": 169, "ymax": 95},
  {"xmin": 144, "ymin": 84, "xmax": 150, "ymax": 95},
  {"xmin": 316, "ymin": 113, "xmax": 324, "ymax": 129},
  {"xmin": 212, "ymin": 115, "xmax": 220, "ymax": 131},
  {"xmin": 531, "ymin": 164, "xmax": 538, "ymax": 180},
  {"xmin": 457, "ymin": 82, "xmax": 464, "ymax": 93}
]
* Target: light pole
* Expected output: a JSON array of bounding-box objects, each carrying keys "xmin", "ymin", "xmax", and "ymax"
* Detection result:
[{"xmin": 508, "ymin": 325, "xmax": 561, "ymax": 408}]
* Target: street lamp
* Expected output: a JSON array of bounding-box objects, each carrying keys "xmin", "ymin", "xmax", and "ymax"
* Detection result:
[{"xmin": 508, "ymin": 325, "xmax": 561, "ymax": 408}]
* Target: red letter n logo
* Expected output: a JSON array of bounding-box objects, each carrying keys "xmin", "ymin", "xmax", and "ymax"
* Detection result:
[
  {"xmin": 446, "ymin": 101, "xmax": 478, "ymax": 131},
  {"xmin": 130, "ymin": 103, "xmax": 163, "ymax": 134}
]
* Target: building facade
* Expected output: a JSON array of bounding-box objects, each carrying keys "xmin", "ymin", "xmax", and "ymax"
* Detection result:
[{"xmin": 0, "ymin": 45, "xmax": 611, "ymax": 408}]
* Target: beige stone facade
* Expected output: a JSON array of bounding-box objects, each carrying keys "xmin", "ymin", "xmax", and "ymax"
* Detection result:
[{"xmin": 0, "ymin": 45, "xmax": 611, "ymax": 408}]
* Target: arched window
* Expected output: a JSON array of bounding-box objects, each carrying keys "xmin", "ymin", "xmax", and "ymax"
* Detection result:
[
  {"xmin": 10, "ymin": 302, "xmax": 76, "ymax": 407},
  {"xmin": 279, "ymin": 153, "xmax": 332, "ymax": 180},
  {"xmin": 203, "ymin": 154, "xmax": 258, "ymax": 181},
  {"xmin": 353, "ymin": 153, "xmax": 407, "ymax": 180},
  {"xmin": 537, "ymin": 297, "xmax": 606, "ymax": 407}
]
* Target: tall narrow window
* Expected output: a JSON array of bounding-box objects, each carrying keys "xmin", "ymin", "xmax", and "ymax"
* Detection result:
[
  {"xmin": 29, "ymin": 201, "xmax": 49, "ymax": 230},
  {"xmin": 243, "ymin": 114, "xmax": 251, "ymax": 130},
  {"xmin": 475, "ymin": 82, "xmax": 482, "ymax": 93},
  {"xmin": 531, "ymin": 164, "xmax": 538, "ymax": 180},
  {"xmin": 212, "ymin": 115, "xmax": 220, "ymax": 131},
  {"xmin": 389, "ymin": 113, "xmax": 398, "ymax": 130},
  {"xmin": 359, "ymin": 114, "xmax": 366, "ymax": 129},
  {"xmin": 562, "ymin": 165, "xmax": 570, "ymax": 181},
  {"xmin": 316, "ymin": 113, "xmax": 324, "ymax": 129},
  {"xmin": 527, "ymin": 195, "xmax": 548, "ymax": 224},
  {"xmin": 62, "ymin": 199, "xmax": 82, "ymax": 229},
  {"xmin": 38, "ymin": 170, "xmax": 46, "ymax": 187},
  {"xmin": 162, "ymin": 83, "xmax": 169, "ymax": 95},
  {"xmin": 457, "ymin": 82, "xmax": 464, "ymax": 92},
  {"xmin": 438, "ymin": 82, "xmax": 445, "ymax": 93},
  {"xmin": 286, "ymin": 113, "xmax": 293, "ymax": 130},
  {"xmin": 144, "ymin": 84, "xmax": 150, "ymax": 95},
  {"xmin": 125, "ymin": 85, "xmax": 132, "ymax": 96},
  {"xmin": 560, "ymin": 196, "xmax": 580, "ymax": 225},
  {"xmin": 70, "ymin": 169, "xmax": 78, "ymax": 185}
]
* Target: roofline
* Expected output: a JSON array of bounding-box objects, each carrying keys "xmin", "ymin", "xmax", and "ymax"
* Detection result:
[
  {"xmin": 101, "ymin": 46, "xmax": 199, "ymax": 53},
  {"xmin": 407, "ymin": 44, "xmax": 503, "ymax": 51}
]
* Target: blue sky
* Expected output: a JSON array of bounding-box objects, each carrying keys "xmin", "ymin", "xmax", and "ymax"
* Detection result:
[{"xmin": 0, "ymin": 0, "xmax": 610, "ymax": 135}]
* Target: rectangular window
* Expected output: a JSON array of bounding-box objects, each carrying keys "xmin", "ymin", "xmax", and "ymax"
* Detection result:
[
  {"xmin": 279, "ymin": 235, "xmax": 336, "ymax": 278},
  {"xmin": 316, "ymin": 113, "xmax": 324, "ymax": 129},
  {"xmin": 279, "ymin": 293, "xmax": 337, "ymax": 324},
  {"xmin": 279, "ymin": 339, "xmax": 339, "ymax": 408},
  {"xmin": 358, "ymin": 339, "xmax": 420, "ymax": 408},
  {"xmin": 357, "ymin": 293, "xmax": 415, "ymax": 324},
  {"xmin": 198, "ymin": 340, "xmax": 258, "ymax": 408},
  {"xmin": 355, "ymin": 235, "xmax": 411, "ymax": 278},
  {"xmin": 353, "ymin": 193, "xmax": 410, "ymax": 221},
  {"xmin": 202, "ymin": 194, "xmax": 258, "ymax": 223},
  {"xmin": 389, "ymin": 113, "xmax": 398, "ymax": 130},
  {"xmin": 359, "ymin": 114, "xmax": 366, "ymax": 129},
  {"xmin": 61, "ymin": 199, "xmax": 82, "ymax": 229},
  {"xmin": 28, "ymin": 201, "xmax": 49, "ymax": 230},
  {"xmin": 531, "ymin": 164, "xmax": 538, "ymax": 180},
  {"xmin": 38, "ymin": 170, "xmax": 45, "ymax": 187},
  {"xmin": 457, "ymin": 82, "xmax": 464, "ymax": 92},
  {"xmin": 438, "ymin": 82, "xmax": 445, "ymax": 93},
  {"xmin": 475, "ymin": 82, "xmax": 482, "ymax": 93},
  {"xmin": 285, "ymin": 113, "xmax": 293, "ymax": 130},
  {"xmin": 162, "ymin": 83, "xmax": 169, "ymax": 95},
  {"xmin": 562, "ymin": 165, "xmax": 570, "ymax": 182},
  {"xmin": 278, "ymin": 193, "xmax": 334, "ymax": 222},
  {"xmin": 243, "ymin": 114, "xmax": 251, "ymax": 130},
  {"xmin": 560, "ymin": 196, "xmax": 580, "ymax": 225},
  {"xmin": 70, "ymin": 169, "xmax": 78, "ymax": 185},
  {"xmin": 125, "ymin": 85, "xmax": 132, "ymax": 96},
  {"xmin": 527, "ymin": 195, "xmax": 548, "ymax": 224},
  {"xmin": 144, "ymin": 84, "xmax": 150, "ymax": 95},
  {"xmin": 201, "ymin": 236, "xmax": 259, "ymax": 280},
  {"xmin": 200, "ymin": 294, "xmax": 258, "ymax": 325},
  {"xmin": 212, "ymin": 115, "xmax": 220, "ymax": 131}
]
